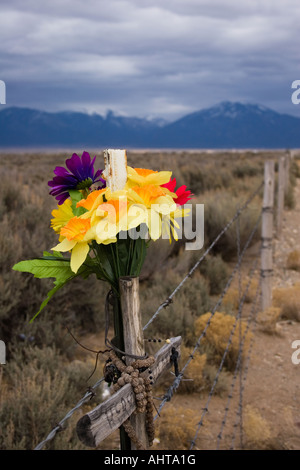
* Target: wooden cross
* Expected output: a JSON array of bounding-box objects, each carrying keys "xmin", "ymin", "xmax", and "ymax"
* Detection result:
[
  {"xmin": 76, "ymin": 150, "xmax": 182, "ymax": 449},
  {"xmin": 102, "ymin": 149, "xmax": 128, "ymax": 192},
  {"xmin": 76, "ymin": 335, "xmax": 181, "ymax": 448}
]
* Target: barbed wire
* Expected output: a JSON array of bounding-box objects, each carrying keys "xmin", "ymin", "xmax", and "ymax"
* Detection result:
[
  {"xmin": 189, "ymin": 254, "xmax": 260, "ymax": 450},
  {"xmin": 34, "ymin": 376, "xmax": 105, "ymax": 450},
  {"xmin": 216, "ymin": 279, "xmax": 262, "ymax": 449},
  {"xmin": 236, "ymin": 206, "xmax": 243, "ymax": 449},
  {"xmin": 143, "ymin": 181, "xmax": 263, "ymax": 331},
  {"xmin": 230, "ymin": 289, "xmax": 261, "ymax": 450},
  {"xmin": 154, "ymin": 210, "xmax": 262, "ymax": 421}
]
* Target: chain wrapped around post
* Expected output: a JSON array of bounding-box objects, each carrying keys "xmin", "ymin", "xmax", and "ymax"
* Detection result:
[{"xmin": 103, "ymin": 350, "xmax": 156, "ymax": 450}]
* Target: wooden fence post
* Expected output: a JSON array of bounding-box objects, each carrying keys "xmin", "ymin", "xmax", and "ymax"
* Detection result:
[
  {"xmin": 103, "ymin": 149, "xmax": 128, "ymax": 192},
  {"xmin": 261, "ymin": 161, "xmax": 275, "ymax": 311},
  {"xmin": 284, "ymin": 153, "xmax": 291, "ymax": 195},
  {"xmin": 103, "ymin": 150, "xmax": 149, "ymax": 450},
  {"xmin": 276, "ymin": 156, "xmax": 286, "ymax": 238},
  {"xmin": 119, "ymin": 276, "xmax": 148, "ymax": 450}
]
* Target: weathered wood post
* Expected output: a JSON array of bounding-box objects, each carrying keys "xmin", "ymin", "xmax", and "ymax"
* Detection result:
[
  {"xmin": 284, "ymin": 153, "xmax": 291, "ymax": 196},
  {"xmin": 276, "ymin": 156, "xmax": 286, "ymax": 238},
  {"xmin": 76, "ymin": 149, "xmax": 182, "ymax": 450},
  {"xmin": 102, "ymin": 150, "xmax": 149, "ymax": 449},
  {"xmin": 119, "ymin": 276, "xmax": 148, "ymax": 449},
  {"xmin": 103, "ymin": 149, "xmax": 127, "ymax": 192},
  {"xmin": 103, "ymin": 149, "xmax": 131, "ymax": 449},
  {"xmin": 261, "ymin": 160, "xmax": 275, "ymax": 311}
]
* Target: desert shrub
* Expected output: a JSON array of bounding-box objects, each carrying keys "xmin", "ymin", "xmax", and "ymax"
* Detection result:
[
  {"xmin": 232, "ymin": 163, "xmax": 262, "ymax": 179},
  {"xmin": 194, "ymin": 312, "xmax": 252, "ymax": 371},
  {"xmin": 0, "ymin": 345, "xmax": 100, "ymax": 450},
  {"xmin": 175, "ymin": 345, "xmax": 207, "ymax": 394},
  {"xmin": 199, "ymin": 255, "xmax": 228, "ymax": 295},
  {"xmin": 257, "ymin": 307, "xmax": 281, "ymax": 334},
  {"xmin": 291, "ymin": 159, "xmax": 300, "ymax": 179},
  {"xmin": 284, "ymin": 184, "xmax": 296, "ymax": 209},
  {"xmin": 201, "ymin": 363, "xmax": 231, "ymax": 396},
  {"xmin": 140, "ymin": 238, "xmax": 174, "ymax": 281},
  {"xmin": 179, "ymin": 164, "xmax": 235, "ymax": 195},
  {"xmin": 203, "ymin": 192, "xmax": 261, "ymax": 260},
  {"xmin": 141, "ymin": 270, "xmax": 211, "ymax": 338},
  {"xmin": 157, "ymin": 405, "xmax": 200, "ymax": 450},
  {"xmin": 286, "ymin": 250, "xmax": 300, "ymax": 271},
  {"xmin": 0, "ymin": 179, "xmax": 24, "ymax": 217},
  {"xmin": 273, "ymin": 284, "xmax": 300, "ymax": 322},
  {"xmin": 222, "ymin": 278, "xmax": 259, "ymax": 311},
  {"xmin": 243, "ymin": 405, "xmax": 272, "ymax": 450}
]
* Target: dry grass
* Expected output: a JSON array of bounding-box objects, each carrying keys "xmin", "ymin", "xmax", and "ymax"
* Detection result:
[
  {"xmin": 194, "ymin": 312, "xmax": 252, "ymax": 371},
  {"xmin": 286, "ymin": 250, "xmax": 300, "ymax": 271},
  {"xmin": 222, "ymin": 278, "xmax": 259, "ymax": 311},
  {"xmin": 156, "ymin": 404, "xmax": 200, "ymax": 450},
  {"xmin": 243, "ymin": 405, "xmax": 272, "ymax": 449},
  {"xmin": 257, "ymin": 307, "xmax": 282, "ymax": 334},
  {"xmin": 273, "ymin": 283, "xmax": 300, "ymax": 322}
]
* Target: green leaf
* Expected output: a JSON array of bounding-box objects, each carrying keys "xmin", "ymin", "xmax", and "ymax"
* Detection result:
[
  {"xmin": 29, "ymin": 280, "xmax": 67, "ymax": 323},
  {"xmin": 13, "ymin": 254, "xmax": 98, "ymax": 321},
  {"xmin": 69, "ymin": 189, "xmax": 86, "ymax": 216},
  {"xmin": 13, "ymin": 258, "xmax": 74, "ymax": 282},
  {"xmin": 43, "ymin": 250, "xmax": 63, "ymax": 258}
]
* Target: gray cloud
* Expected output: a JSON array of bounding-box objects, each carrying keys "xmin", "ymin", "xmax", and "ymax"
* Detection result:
[{"xmin": 0, "ymin": 0, "xmax": 300, "ymax": 120}]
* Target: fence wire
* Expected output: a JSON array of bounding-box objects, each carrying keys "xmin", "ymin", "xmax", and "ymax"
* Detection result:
[
  {"xmin": 143, "ymin": 181, "xmax": 263, "ymax": 331},
  {"xmin": 230, "ymin": 289, "xmax": 262, "ymax": 450},
  {"xmin": 154, "ymin": 210, "xmax": 262, "ymax": 421},
  {"xmin": 34, "ymin": 376, "xmax": 105, "ymax": 450},
  {"xmin": 189, "ymin": 255, "xmax": 260, "ymax": 450},
  {"xmin": 215, "ymin": 277, "xmax": 262, "ymax": 449}
]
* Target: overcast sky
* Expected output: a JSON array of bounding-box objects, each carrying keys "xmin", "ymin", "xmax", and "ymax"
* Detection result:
[{"xmin": 1, "ymin": 0, "xmax": 300, "ymax": 120}]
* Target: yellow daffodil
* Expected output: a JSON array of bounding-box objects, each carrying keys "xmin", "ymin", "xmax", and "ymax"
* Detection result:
[
  {"xmin": 95, "ymin": 197, "xmax": 130, "ymax": 242},
  {"xmin": 161, "ymin": 207, "xmax": 191, "ymax": 243},
  {"xmin": 126, "ymin": 167, "xmax": 172, "ymax": 188},
  {"xmin": 51, "ymin": 216, "xmax": 92, "ymax": 273},
  {"xmin": 126, "ymin": 184, "xmax": 177, "ymax": 240},
  {"xmin": 50, "ymin": 199, "xmax": 74, "ymax": 241}
]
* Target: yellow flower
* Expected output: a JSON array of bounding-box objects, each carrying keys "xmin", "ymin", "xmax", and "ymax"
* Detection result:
[
  {"xmin": 126, "ymin": 166, "xmax": 172, "ymax": 188},
  {"xmin": 94, "ymin": 197, "xmax": 130, "ymax": 242},
  {"xmin": 161, "ymin": 207, "xmax": 191, "ymax": 243},
  {"xmin": 51, "ymin": 216, "xmax": 92, "ymax": 273},
  {"xmin": 126, "ymin": 184, "xmax": 177, "ymax": 240},
  {"xmin": 50, "ymin": 199, "xmax": 74, "ymax": 236}
]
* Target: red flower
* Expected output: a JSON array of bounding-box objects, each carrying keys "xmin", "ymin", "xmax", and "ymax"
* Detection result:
[{"xmin": 162, "ymin": 178, "xmax": 193, "ymax": 206}]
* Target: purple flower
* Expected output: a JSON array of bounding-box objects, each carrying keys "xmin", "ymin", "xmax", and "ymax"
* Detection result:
[{"xmin": 48, "ymin": 151, "xmax": 106, "ymax": 204}]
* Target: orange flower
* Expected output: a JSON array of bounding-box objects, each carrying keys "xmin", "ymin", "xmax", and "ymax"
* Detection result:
[
  {"xmin": 134, "ymin": 168, "xmax": 158, "ymax": 177},
  {"xmin": 131, "ymin": 185, "xmax": 165, "ymax": 206},
  {"xmin": 76, "ymin": 188, "xmax": 107, "ymax": 211},
  {"xmin": 60, "ymin": 217, "xmax": 91, "ymax": 241}
]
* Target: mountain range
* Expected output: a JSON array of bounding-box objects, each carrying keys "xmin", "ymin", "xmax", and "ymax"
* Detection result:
[{"xmin": 0, "ymin": 101, "xmax": 299, "ymax": 149}]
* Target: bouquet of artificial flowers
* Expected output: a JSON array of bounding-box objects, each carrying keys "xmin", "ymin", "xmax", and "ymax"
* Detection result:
[{"xmin": 13, "ymin": 151, "xmax": 192, "ymax": 325}]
